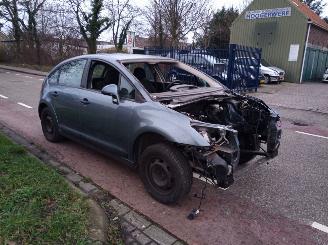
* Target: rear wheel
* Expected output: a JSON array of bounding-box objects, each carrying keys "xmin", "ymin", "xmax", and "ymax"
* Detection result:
[
  {"xmin": 139, "ymin": 143, "xmax": 192, "ymax": 204},
  {"xmin": 41, "ymin": 107, "xmax": 63, "ymax": 142}
]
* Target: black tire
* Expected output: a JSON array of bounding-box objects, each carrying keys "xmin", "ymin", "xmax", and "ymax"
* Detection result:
[
  {"xmin": 264, "ymin": 75, "xmax": 271, "ymax": 84},
  {"xmin": 41, "ymin": 107, "xmax": 63, "ymax": 142},
  {"xmin": 139, "ymin": 143, "xmax": 192, "ymax": 204}
]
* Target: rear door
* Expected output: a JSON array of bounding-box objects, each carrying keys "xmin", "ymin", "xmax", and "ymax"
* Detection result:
[{"xmin": 52, "ymin": 59, "xmax": 88, "ymax": 134}]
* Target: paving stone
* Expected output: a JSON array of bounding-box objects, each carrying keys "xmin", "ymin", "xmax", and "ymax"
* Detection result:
[
  {"xmin": 79, "ymin": 181, "xmax": 97, "ymax": 193},
  {"xmin": 123, "ymin": 211, "xmax": 151, "ymax": 230},
  {"xmin": 131, "ymin": 230, "xmax": 151, "ymax": 245},
  {"xmin": 172, "ymin": 241, "xmax": 185, "ymax": 245},
  {"xmin": 58, "ymin": 166, "xmax": 72, "ymax": 174},
  {"xmin": 109, "ymin": 199, "xmax": 130, "ymax": 216},
  {"xmin": 121, "ymin": 220, "xmax": 137, "ymax": 233},
  {"xmin": 48, "ymin": 159, "xmax": 61, "ymax": 167},
  {"xmin": 66, "ymin": 173, "xmax": 82, "ymax": 184},
  {"xmin": 144, "ymin": 225, "xmax": 176, "ymax": 245}
]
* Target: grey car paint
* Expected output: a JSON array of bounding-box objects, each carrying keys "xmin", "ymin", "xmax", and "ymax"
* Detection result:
[{"xmin": 39, "ymin": 54, "xmax": 211, "ymax": 164}]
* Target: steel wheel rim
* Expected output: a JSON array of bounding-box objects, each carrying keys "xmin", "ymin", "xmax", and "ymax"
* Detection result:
[
  {"xmin": 45, "ymin": 115, "xmax": 54, "ymax": 134},
  {"xmin": 148, "ymin": 158, "xmax": 174, "ymax": 194}
]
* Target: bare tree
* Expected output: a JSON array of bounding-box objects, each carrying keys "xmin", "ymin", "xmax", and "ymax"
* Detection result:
[
  {"xmin": 144, "ymin": 0, "xmax": 167, "ymax": 47},
  {"xmin": 19, "ymin": 0, "xmax": 47, "ymax": 65},
  {"xmin": 0, "ymin": 0, "xmax": 22, "ymax": 60},
  {"xmin": 106, "ymin": 0, "xmax": 138, "ymax": 51},
  {"xmin": 37, "ymin": 1, "xmax": 83, "ymax": 62},
  {"xmin": 69, "ymin": 0, "xmax": 111, "ymax": 54},
  {"xmin": 145, "ymin": 0, "xmax": 211, "ymax": 48}
]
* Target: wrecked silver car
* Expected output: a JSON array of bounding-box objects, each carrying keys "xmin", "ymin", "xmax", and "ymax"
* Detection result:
[{"xmin": 39, "ymin": 54, "xmax": 281, "ymax": 204}]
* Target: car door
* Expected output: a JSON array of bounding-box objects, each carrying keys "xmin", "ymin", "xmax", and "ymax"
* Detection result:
[
  {"xmin": 79, "ymin": 60, "xmax": 137, "ymax": 158},
  {"xmin": 51, "ymin": 59, "xmax": 87, "ymax": 134}
]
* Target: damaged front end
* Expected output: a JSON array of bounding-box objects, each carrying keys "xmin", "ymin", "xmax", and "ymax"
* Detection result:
[{"xmin": 172, "ymin": 94, "xmax": 282, "ymax": 188}]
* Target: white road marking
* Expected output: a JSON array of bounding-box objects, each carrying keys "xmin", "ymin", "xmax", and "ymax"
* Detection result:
[
  {"xmin": 295, "ymin": 131, "xmax": 328, "ymax": 140},
  {"xmin": 15, "ymin": 73, "xmax": 21, "ymax": 76},
  {"xmin": 0, "ymin": 94, "xmax": 8, "ymax": 99},
  {"xmin": 39, "ymin": 78, "xmax": 44, "ymax": 81},
  {"xmin": 24, "ymin": 75, "xmax": 33, "ymax": 78},
  {"xmin": 17, "ymin": 102, "xmax": 33, "ymax": 109},
  {"xmin": 311, "ymin": 222, "xmax": 328, "ymax": 234},
  {"xmin": 5, "ymin": 71, "xmax": 10, "ymax": 74}
]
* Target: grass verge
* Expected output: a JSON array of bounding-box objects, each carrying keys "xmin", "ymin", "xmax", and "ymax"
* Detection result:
[{"xmin": 0, "ymin": 132, "xmax": 90, "ymax": 244}]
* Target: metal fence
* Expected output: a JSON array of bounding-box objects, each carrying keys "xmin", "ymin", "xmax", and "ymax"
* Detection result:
[{"xmin": 143, "ymin": 44, "xmax": 262, "ymax": 92}]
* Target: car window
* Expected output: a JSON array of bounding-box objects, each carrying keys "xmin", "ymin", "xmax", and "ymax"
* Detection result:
[
  {"xmin": 87, "ymin": 61, "xmax": 120, "ymax": 91},
  {"xmin": 119, "ymin": 75, "xmax": 135, "ymax": 100},
  {"xmin": 58, "ymin": 59, "xmax": 87, "ymax": 87},
  {"xmin": 47, "ymin": 69, "xmax": 60, "ymax": 84}
]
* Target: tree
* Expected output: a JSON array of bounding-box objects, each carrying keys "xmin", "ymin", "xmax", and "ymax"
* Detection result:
[
  {"xmin": 19, "ymin": 0, "xmax": 47, "ymax": 65},
  {"xmin": 144, "ymin": 0, "xmax": 168, "ymax": 48},
  {"xmin": 301, "ymin": 0, "xmax": 327, "ymax": 16},
  {"xmin": 0, "ymin": 0, "xmax": 22, "ymax": 60},
  {"xmin": 145, "ymin": 0, "xmax": 211, "ymax": 48},
  {"xmin": 70, "ymin": 0, "xmax": 111, "ymax": 53},
  {"xmin": 196, "ymin": 7, "xmax": 239, "ymax": 49},
  {"xmin": 106, "ymin": 0, "xmax": 138, "ymax": 51}
]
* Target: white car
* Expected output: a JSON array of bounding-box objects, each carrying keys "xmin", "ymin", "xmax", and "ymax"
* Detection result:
[
  {"xmin": 323, "ymin": 68, "xmax": 328, "ymax": 82},
  {"xmin": 236, "ymin": 57, "xmax": 285, "ymax": 84},
  {"xmin": 260, "ymin": 59, "xmax": 285, "ymax": 83}
]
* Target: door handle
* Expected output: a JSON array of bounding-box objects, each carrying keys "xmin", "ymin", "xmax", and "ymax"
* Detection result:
[
  {"xmin": 80, "ymin": 98, "xmax": 90, "ymax": 105},
  {"xmin": 51, "ymin": 91, "xmax": 59, "ymax": 97}
]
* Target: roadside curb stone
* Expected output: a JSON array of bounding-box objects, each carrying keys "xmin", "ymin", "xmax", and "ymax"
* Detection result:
[
  {"xmin": 109, "ymin": 199, "xmax": 130, "ymax": 216},
  {"xmin": 123, "ymin": 210, "xmax": 151, "ymax": 230},
  {"xmin": 66, "ymin": 173, "xmax": 83, "ymax": 184},
  {"xmin": 0, "ymin": 123, "xmax": 186, "ymax": 245},
  {"xmin": 144, "ymin": 225, "xmax": 177, "ymax": 245},
  {"xmin": 79, "ymin": 181, "xmax": 97, "ymax": 193}
]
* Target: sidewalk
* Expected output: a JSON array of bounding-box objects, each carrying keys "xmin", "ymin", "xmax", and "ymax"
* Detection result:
[
  {"xmin": 255, "ymin": 82, "xmax": 328, "ymax": 114},
  {"xmin": 0, "ymin": 64, "xmax": 48, "ymax": 76}
]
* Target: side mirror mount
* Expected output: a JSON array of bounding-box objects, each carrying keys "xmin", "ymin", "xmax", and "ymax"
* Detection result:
[{"xmin": 101, "ymin": 84, "xmax": 119, "ymax": 104}]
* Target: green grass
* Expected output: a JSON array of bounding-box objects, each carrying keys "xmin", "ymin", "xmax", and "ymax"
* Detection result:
[{"xmin": 0, "ymin": 133, "xmax": 90, "ymax": 244}]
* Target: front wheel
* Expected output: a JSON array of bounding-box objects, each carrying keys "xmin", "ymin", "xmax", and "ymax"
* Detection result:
[{"xmin": 139, "ymin": 143, "xmax": 192, "ymax": 204}]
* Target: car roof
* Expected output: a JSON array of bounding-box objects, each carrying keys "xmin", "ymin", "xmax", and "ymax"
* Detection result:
[{"xmin": 72, "ymin": 53, "xmax": 176, "ymax": 63}]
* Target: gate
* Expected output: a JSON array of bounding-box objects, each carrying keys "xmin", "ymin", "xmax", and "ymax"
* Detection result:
[
  {"xmin": 302, "ymin": 47, "xmax": 328, "ymax": 81},
  {"xmin": 144, "ymin": 44, "xmax": 262, "ymax": 92}
]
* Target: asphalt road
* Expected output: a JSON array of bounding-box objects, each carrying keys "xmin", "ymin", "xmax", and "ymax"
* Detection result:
[{"xmin": 0, "ymin": 68, "xmax": 327, "ymax": 244}]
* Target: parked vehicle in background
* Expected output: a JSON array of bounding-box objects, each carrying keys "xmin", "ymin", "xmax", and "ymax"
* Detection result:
[
  {"xmin": 39, "ymin": 54, "xmax": 281, "ymax": 204},
  {"xmin": 235, "ymin": 57, "xmax": 285, "ymax": 84},
  {"xmin": 322, "ymin": 68, "xmax": 328, "ymax": 83},
  {"xmin": 260, "ymin": 59, "xmax": 285, "ymax": 83}
]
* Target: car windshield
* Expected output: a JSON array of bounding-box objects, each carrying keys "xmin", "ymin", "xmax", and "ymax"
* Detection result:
[
  {"xmin": 123, "ymin": 61, "xmax": 224, "ymax": 94},
  {"xmin": 261, "ymin": 59, "xmax": 271, "ymax": 67},
  {"xmin": 325, "ymin": 68, "xmax": 328, "ymax": 74}
]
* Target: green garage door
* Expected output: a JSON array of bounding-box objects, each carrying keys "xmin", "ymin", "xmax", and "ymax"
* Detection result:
[{"xmin": 303, "ymin": 47, "xmax": 328, "ymax": 81}]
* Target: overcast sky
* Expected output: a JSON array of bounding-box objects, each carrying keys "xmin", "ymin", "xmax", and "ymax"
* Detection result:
[{"xmin": 133, "ymin": 0, "xmax": 328, "ymax": 15}]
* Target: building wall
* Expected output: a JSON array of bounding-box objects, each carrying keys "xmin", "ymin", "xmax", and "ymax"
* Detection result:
[
  {"xmin": 308, "ymin": 25, "xmax": 328, "ymax": 50},
  {"xmin": 230, "ymin": 0, "xmax": 308, "ymax": 82}
]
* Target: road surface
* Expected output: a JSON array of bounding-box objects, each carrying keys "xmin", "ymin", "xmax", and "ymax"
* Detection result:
[{"xmin": 0, "ymin": 68, "xmax": 327, "ymax": 244}]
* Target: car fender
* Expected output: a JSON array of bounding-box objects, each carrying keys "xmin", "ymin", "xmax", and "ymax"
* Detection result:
[{"xmin": 128, "ymin": 102, "xmax": 210, "ymax": 159}]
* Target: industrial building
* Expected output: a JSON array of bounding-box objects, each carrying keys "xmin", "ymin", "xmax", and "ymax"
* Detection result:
[{"xmin": 230, "ymin": 0, "xmax": 328, "ymax": 82}]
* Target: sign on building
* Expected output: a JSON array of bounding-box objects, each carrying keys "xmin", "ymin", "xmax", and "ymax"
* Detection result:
[
  {"xmin": 245, "ymin": 7, "xmax": 291, "ymax": 20},
  {"xmin": 126, "ymin": 31, "xmax": 135, "ymax": 54}
]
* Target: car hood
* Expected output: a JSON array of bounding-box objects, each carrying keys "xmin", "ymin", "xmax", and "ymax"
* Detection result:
[{"xmin": 268, "ymin": 66, "xmax": 285, "ymax": 73}]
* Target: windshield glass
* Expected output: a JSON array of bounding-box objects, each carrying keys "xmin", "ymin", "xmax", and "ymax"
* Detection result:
[
  {"xmin": 124, "ymin": 61, "xmax": 223, "ymax": 94},
  {"xmin": 261, "ymin": 59, "xmax": 271, "ymax": 67},
  {"xmin": 325, "ymin": 68, "xmax": 328, "ymax": 74}
]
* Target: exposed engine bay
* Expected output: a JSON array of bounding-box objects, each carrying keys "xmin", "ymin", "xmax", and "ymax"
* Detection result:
[{"xmin": 160, "ymin": 92, "xmax": 282, "ymax": 189}]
